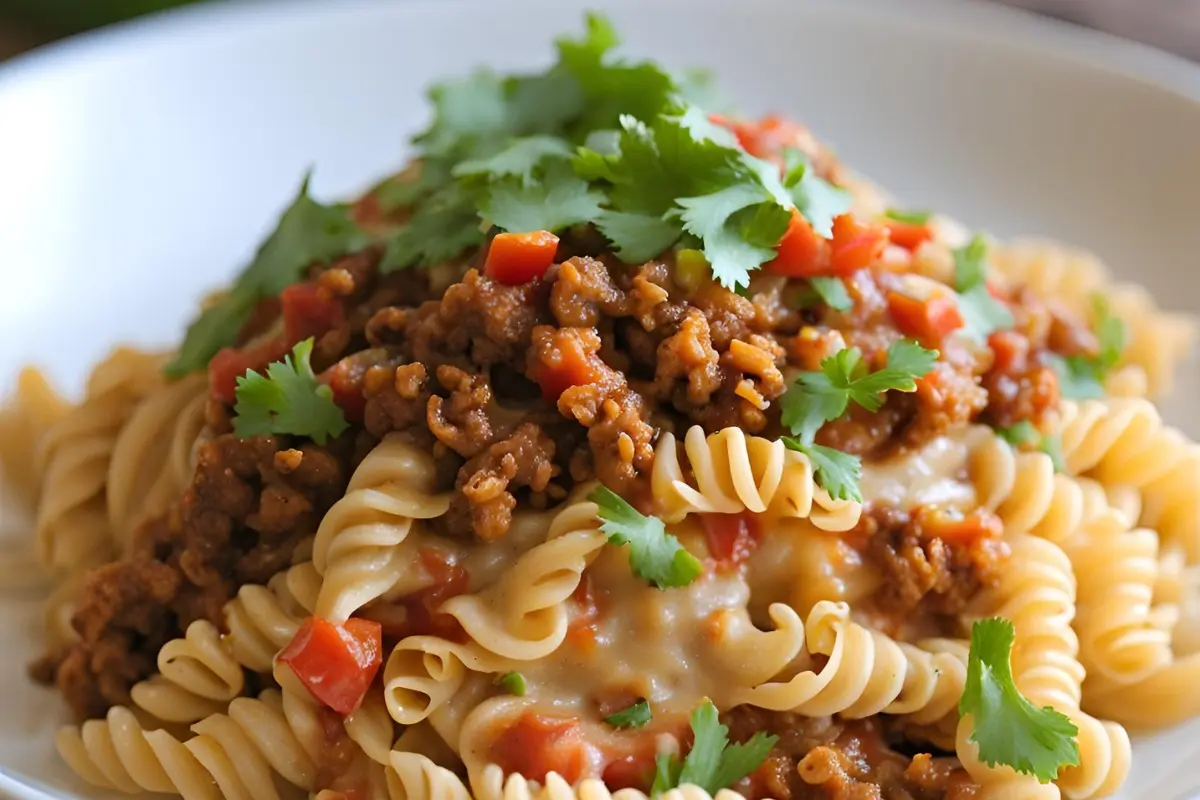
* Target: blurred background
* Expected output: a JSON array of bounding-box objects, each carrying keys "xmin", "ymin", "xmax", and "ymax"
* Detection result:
[{"xmin": 2, "ymin": 0, "xmax": 1200, "ymax": 62}]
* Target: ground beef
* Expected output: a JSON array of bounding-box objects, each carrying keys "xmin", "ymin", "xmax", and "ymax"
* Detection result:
[
  {"xmin": 723, "ymin": 708, "xmax": 977, "ymax": 800},
  {"xmin": 860, "ymin": 505, "xmax": 1010, "ymax": 634},
  {"xmin": 34, "ymin": 435, "xmax": 353, "ymax": 721}
]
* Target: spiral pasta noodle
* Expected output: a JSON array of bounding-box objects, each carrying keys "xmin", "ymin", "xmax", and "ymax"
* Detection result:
[
  {"xmin": 650, "ymin": 427, "xmax": 861, "ymax": 530},
  {"xmin": 313, "ymin": 434, "xmax": 452, "ymax": 623},
  {"xmin": 129, "ymin": 562, "xmax": 320, "ymax": 723},
  {"xmin": 0, "ymin": 366, "xmax": 70, "ymax": 507}
]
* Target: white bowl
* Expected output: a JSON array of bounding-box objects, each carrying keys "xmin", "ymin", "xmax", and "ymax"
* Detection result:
[{"xmin": 0, "ymin": 0, "xmax": 1197, "ymax": 798}]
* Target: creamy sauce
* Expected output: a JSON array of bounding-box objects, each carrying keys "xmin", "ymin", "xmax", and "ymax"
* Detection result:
[{"xmin": 859, "ymin": 428, "xmax": 984, "ymax": 510}]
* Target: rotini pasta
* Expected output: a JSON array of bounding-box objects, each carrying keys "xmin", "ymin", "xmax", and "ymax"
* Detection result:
[{"xmin": 313, "ymin": 434, "xmax": 451, "ymax": 624}]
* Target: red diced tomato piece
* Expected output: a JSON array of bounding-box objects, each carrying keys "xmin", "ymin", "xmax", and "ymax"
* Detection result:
[
  {"xmin": 987, "ymin": 330, "xmax": 1029, "ymax": 373},
  {"xmin": 207, "ymin": 336, "xmax": 288, "ymax": 404},
  {"xmin": 883, "ymin": 218, "xmax": 933, "ymax": 251},
  {"xmin": 701, "ymin": 512, "xmax": 761, "ymax": 569},
  {"xmin": 281, "ymin": 281, "xmax": 345, "ymax": 346},
  {"xmin": 320, "ymin": 356, "xmax": 370, "ymax": 423},
  {"xmin": 278, "ymin": 617, "xmax": 383, "ymax": 715},
  {"xmin": 491, "ymin": 713, "xmax": 586, "ymax": 784},
  {"xmin": 830, "ymin": 214, "xmax": 889, "ymax": 274},
  {"xmin": 484, "ymin": 231, "xmax": 560, "ymax": 285},
  {"xmin": 602, "ymin": 752, "xmax": 657, "ymax": 793},
  {"xmin": 766, "ymin": 209, "xmax": 826, "ymax": 277},
  {"xmin": 710, "ymin": 114, "xmax": 807, "ymax": 160},
  {"xmin": 913, "ymin": 506, "xmax": 1004, "ymax": 544},
  {"xmin": 887, "ymin": 291, "xmax": 964, "ymax": 347}
]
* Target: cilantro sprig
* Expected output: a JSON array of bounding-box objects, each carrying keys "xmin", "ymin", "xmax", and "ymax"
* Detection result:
[
  {"xmin": 885, "ymin": 208, "xmax": 933, "ymax": 225},
  {"xmin": 588, "ymin": 485, "xmax": 702, "ymax": 589},
  {"xmin": 604, "ymin": 699, "xmax": 652, "ymax": 729},
  {"xmin": 231, "ymin": 338, "xmax": 348, "ymax": 445},
  {"xmin": 780, "ymin": 340, "xmax": 937, "ymax": 502},
  {"xmin": 954, "ymin": 235, "xmax": 1014, "ymax": 342},
  {"xmin": 995, "ymin": 421, "xmax": 1065, "ymax": 473},
  {"xmin": 960, "ymin": 618, "xmax": 1080, "ymax": 783},
  {"xmin": 166, "ymin": 174, "xmax": 368, "ymax": 376},
  {"xmin": 1048, "ymin": 295, "xmax": 1127, "ymax": 399},
  {"xmin": 652, "ymin": 700, "xmax": 777, "ymax": 795}
]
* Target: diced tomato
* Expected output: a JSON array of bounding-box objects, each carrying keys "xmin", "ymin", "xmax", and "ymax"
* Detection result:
[
  {"xmin": 208, "ymin": 335, "xmax": 289, "ymax": 404},
  {"xmin": 912, "ymin": 506, "xmax": 1004, "ymax": 545},
  {"xmin": 830, "ymin": 214, "xmax": 889, "ymax": 274},
  {"xmin": 566, "ymin": 574, "xmax": 602, "ymax": 653},
  {"xmin": 602, "ymin": 752, "xmax": 657, "ymax": 793},
  {"xmin": 484, "ymin": 231, "xmax": 560, "ymax": 285},
  {"xmin": 766, "ymin": 209, "xmax": 826, "ymax": 277},
  {"xmin": 533, "ymin": 328, "xmax": 607, "ymax": 402},
  {"xmin": 701, "ymin": 512, "xmax": 761, "ymax": 570},
  {"xmin": 709, "ymin": 114, "xmax": 807, "ymax": 161},
  {"xmin": 887, "ymin": 291, "xmax": 964, "ymax": 347},
  {"xmin": 883, "ymin": 218, "xmax": 933, "ymax": 251},
  {"xmin": 491, "ymin": 713, "xmax": 586, "ymax": 784},
  {"xmin": 371, "ymin": 549, "xmax": 470, "ymax": 644},
  {"xmin": 281, "ymin": 281, "xmax": 345, "ymax": 346},
  {"xmin": 278, "ymin": 617, "xmax": 383, "ymax": 715},
  {"xmin": 319, "ymin": 355, "xmax": 371, "ymax": 423},
  {"xmin": 987, "ymin": 329, "xmax": 1029, "ymax": 373}
]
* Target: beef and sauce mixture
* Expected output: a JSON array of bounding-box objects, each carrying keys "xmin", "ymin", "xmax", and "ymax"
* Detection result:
[{"xmin": 32, "ymin": 121, "xmax": 1096, "ymax": 798}]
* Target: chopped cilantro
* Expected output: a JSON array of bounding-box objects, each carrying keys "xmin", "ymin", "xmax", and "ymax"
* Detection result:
[
  {"xmin": 961, "ymin": 618, "xmax": 1080, "ymax": 783},
  {"xmin": 652, "ymin": 700, "xmax": 777, "ymax": 795},
  {"xmin": 995, "ymin": 421, "xmax": 1065, "ymax": 473},
  {"xmin": 953, "ymin": 235, "xmax": 1014, "ymax": 341},
  {"xmin": 481, "ymin": 164, "xmax": 606, "ymax": 233},
  {"xmin": 781, "ymin": 148, "xmax": 852, "ymax": 238},
  {"xmin": 782, "ymin": 438, "xmax": 864, "ymax": 503},
  {"xmin": 781, "ymin": 340, "xmax": 939, "ymax": 441},
  {"xmin": 604, "ymin": 699, "xmax": 652, "ymax": 729},
  {"xmin": 166, "ymin": 174, "xmax": 368, "ymax": 376},
  {"xmin": 494, "ymin": 672, "xmax": 527, "ymax": 697},
  {"xmin": 453, "ymin": 135, "xmax": 574, "ymax": 184},
  {"xmin": 588, "ymin": 485, "xmax": 702, "ymax": 589},
  {"xmin": 1049, "ymin": 295, "xmax": 1127, "ymax": 399},
  {"xmin": 232, "ymin": 339, "xmax": 349, "ymax": 445},
  {"xmin": 380, "ymin": 183, "xmax": 484, "ymax": 272},
  {"xmin": 808, "ymin": 276, "xmax": 853, "ymax": 312},
  {"xmin": 885, "ymin": 208, "xmax": 933, "ymax": 225}
]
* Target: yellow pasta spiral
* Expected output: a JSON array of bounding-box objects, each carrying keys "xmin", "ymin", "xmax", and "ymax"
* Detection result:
[
  {"xmin": 650, "ymin": 427, "xmax": 861, "ymax": 530},
  {"xmin": 313, "ymin": 434, "xmax": 451, "ymax": 623}
]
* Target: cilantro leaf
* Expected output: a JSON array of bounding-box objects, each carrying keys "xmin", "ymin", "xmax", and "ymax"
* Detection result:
[
  {"xmin": 166, "ymin": 174, "xmax": 369, "ymax": 376},
  {"xmin": 380, "ymin": 183, "xmax": 484, "ymax": 272},
  {"xmin": 995, "ymin": 421, "xmax": 1065, "ymax": 472},
  {"xmin": 654, "ymin": 701, "xmax": 777, "ymax": 795},
  {"xmin": 453, "ymin": 135, "xmax": 574, "ymax": 185},
  {"xmin": 1048, "ymin": 295, "xmax": 1127, "ymax": 400},
  {"xmin": 415, "ymin": 69, "xmax": 512, "ymax": 158},
  {"xmin": 782, "ymin": 438, "xmax": 863, "ymax": 502},
  {"xmin": 604, "ymin": 699, "xmax": 652, "ymax": 729},
  {"xmin": 494, "ymin": 672, "xmax": 527, "ymax": 696},
  {"xmin": 885, "ymin": 208, "xmax": 933, "ymax": 225},
  {"xmin": 232, "ymin": 338, "xmax": 349, "ymax": 445},
  {"xmin": 481, "ymin": 166, "xmax": 606, "ymax": 233},
  {"xmin": 1041, "ymin": 433, "xmax": 1067, "ymax": 473},
  {"xmin": 588, "ymin": 485, "xmax": 702, "ymax": 589},
  {"xmin": 953, "ymin": 235, "xmax": 1014, "ymax": 341},
  {"xmin": 676, "ymin": 186, "xmax": 790, "ymax": 290},
  {"xmin": 960, "ymin": 618, "xmax": 1080, "ymax": 783},
  {"xmin": 781, "ymin": 148, "xmax": 852, "ymax": 238},
  {"xmin": 851, "ymin": 340, "xmax": 940, "ymax": 403},
  {"xmin": 594, "ymin": 211, "xmax": 682, "ymax": 263},
  {"xmin": 808, "ymin": 277, "xmax": 853, "ymax": 312}
]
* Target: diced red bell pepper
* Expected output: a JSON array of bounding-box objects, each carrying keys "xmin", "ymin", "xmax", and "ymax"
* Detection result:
[
  {"xmin": 830, "ymin": 214, "xmax": 889, "ymax": 274},
  {"xmin": 484, "ymin": 231, "xmax": 560, "ymax": 285},
  {"xmin": 709, "ymin": 114, "xmax": 807, "ymax": 160},
  {"xmin": 208, "ymin": 335, "xmax": 289, "ymax": 404},
  {"xmin": 281, "ymin": 281, "xmax": 345, "ymax": 346},
  {"xmin": 883, "ymin": 218, "xmax": 934, "ymax": 251},
  {"xmin": 701, "ymin": 512, "xmax": 761, "ymax": 569},
  {"xmin": 278, "ymin": 617, "xmax": 383, "ymax": 715},
  {"xmin": 887, "ymin": 291, "xmax": 964, "ymax": 347},
  {"xmin": 491, "ymin": 713, "xmax": 586, "ymax": 784},
  {"xmin": 766, "ymin": 209, "xmax": 826, "ymax": 277}
]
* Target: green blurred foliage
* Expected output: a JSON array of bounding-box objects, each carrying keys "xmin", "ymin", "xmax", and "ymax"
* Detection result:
[{"xmin": 0, "ymin": 0, "xmax": 210, "ymax": 35}]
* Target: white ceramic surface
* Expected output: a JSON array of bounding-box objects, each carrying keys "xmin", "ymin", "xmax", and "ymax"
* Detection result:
[{"xmin": 0, "ymin": 0, "xmax": 1198, "ymax": 798}]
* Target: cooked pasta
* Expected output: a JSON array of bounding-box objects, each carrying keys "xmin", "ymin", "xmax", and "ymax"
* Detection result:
[{"xmin": 9, "ymin": 14, "xmax": 1200, "ymax": 800}]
